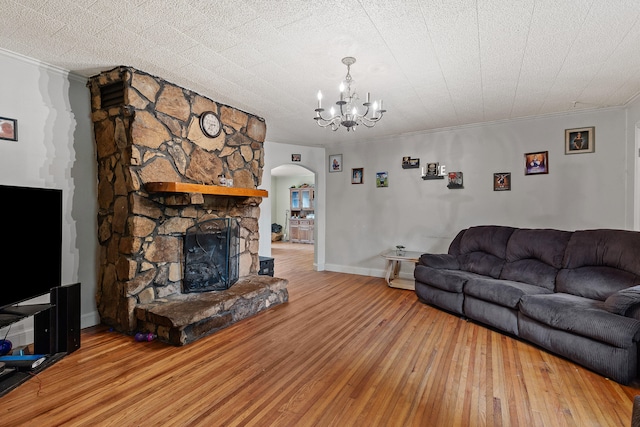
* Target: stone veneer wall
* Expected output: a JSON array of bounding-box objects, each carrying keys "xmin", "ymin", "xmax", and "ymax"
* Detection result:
[{"xmin": 88, "ymin": 66, "xmax": 267, "ymax": 334}]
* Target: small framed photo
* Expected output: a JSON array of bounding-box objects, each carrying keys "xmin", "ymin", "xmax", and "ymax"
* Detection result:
[
  {"xmin": 0, "ymin": 117, "xmax": 17, "ymax": 141},
  {"xmin": 291, "ymin": 154, "xmax": 301, "ymax": 162},
  {"xmin": 329, "ymin": 154, "xmax": 342, "ymax": 172},
  {"xmin": 525, "ymin": 151, "xmax": 548, "ymax": 175},
  {"xmin": 402, "ymin": 156, "xmax": 420, "ymax": 169},
  {"xmin": 447, "ymin": 172, "xmax": 463, "ymax": 189},
  {"xmin": 376, "ymin": 171, "xmax": 388, "ymax": 188},
  {"xmin": 565, "ymin": 127, "xmax": 594, "ymax": 154},
  {"xmin": 493, "ymin": 172, "xmax": 511, "ymax": 191},
  {"xmin": 351, "ymin": 168, "xmax": 364, "ymax": 184}
]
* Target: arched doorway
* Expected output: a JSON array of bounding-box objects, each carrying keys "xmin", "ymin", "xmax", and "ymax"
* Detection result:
[{"xmin": 270, "ymin": 164, "xmax": 316, "ymax": 269}]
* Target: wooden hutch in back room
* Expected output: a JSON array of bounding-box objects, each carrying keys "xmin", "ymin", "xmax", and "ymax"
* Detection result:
[{"xmin": 289, "ymin": 185, "xmax": 314, "ymax": 244}]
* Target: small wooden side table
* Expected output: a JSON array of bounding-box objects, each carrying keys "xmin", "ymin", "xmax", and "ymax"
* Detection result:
[{"xmin": 381, "ymin": 250, "xmax": 423, "ymax": 290}]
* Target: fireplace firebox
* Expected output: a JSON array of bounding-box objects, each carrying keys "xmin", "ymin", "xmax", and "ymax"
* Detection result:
[{"xmin": 184, "ymin": 218, "xmax": 240, "ymax": 292}]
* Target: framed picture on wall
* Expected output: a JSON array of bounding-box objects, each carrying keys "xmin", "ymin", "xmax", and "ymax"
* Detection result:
[
  {"xmin": 401, "ymin": 156, "xmax": 420, "ymax": 169},
  {"xmin": 351, "ymin": 168, "xmax": 363, "ymax": 184},
  {"xmin": 447, "ymin": 172, "xmax": 463, "ymax": 189},
  {"xmin": 376, "ymin": 171, "xmax": 388, "ymax": 188},
  {"xmin": 493, "ymin": 172, "xmax": 511, "ymax": 191},
  {"xmin": 329, "ymin": 154, "xmax": 342, "ymax": 172},
  {"xmin": 524, "ymin": 151, "xmax": 548, "ymax": 175},
  {"xmin": 0, "ymin": 117, "xmax": 17, "ymax": 141},
  {"xmin": 291, "ymin": 154, "xmax": 301, "ymax": 162},
  {"xmin": 565, "ymin": 127, "xmax": 595, "ymax": 154}
]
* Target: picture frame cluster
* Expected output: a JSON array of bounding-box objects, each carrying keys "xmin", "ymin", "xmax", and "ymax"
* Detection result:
[{"xmin": 325, "ymin": 126, "xmax": 594, "ymax": 192}]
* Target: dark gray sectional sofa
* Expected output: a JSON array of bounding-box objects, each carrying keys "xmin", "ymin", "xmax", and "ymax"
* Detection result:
[{"xmin": 414, "ymin": 225, "xmax": 640, "ymax": 384}]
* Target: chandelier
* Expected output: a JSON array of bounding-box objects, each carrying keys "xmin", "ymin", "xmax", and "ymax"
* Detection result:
[{"xmin": 314, "ymin": 57, "xmax": 386, "ymax": 131}]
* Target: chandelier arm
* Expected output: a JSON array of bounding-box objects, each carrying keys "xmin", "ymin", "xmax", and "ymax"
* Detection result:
[
  {"xmin": 315, "ymin": 109, "xmax": 339, "ymax": 122},
  {"xmin": 360, "ymin": 111, "xmax": 385, "ymax": 127},
  {"xmin": 314, "ymin": 110, "xmax": 343, "ymax": 130}
]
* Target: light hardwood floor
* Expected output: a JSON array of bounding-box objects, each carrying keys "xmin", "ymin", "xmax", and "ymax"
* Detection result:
[{"xmin": 0, "ymin": 241, "xmax": 639, "ymax": 426}]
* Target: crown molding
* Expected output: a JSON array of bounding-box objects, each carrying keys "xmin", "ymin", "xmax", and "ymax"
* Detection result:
[{"xmin": 0, "ymin": 47, "xmax": 87, "ymax": 84}]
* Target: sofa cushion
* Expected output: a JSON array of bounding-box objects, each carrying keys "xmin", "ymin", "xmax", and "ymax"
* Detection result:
[
  {"xmin": 459, "ymin": 225, "xmax": 515, "ymax": 259},
  {"xmin": 604, "ymin": 285, "xmax": 640, "ymax": 315},
  {"xmin": 458, "ymin": 252, "xmax": 505, "ymax": 278},
  {"xmin": 464, "ymin": 277, "xmax": 552, "ymax": 308},
  {"xmin": 506, "ymin": 228, "xmax": 571, "ymax": 268},
  {"xmin": 500, "ymin": 259, "xmax": 558, "ymax": 290},
  {"xmin": 418, "ymin": 253, "xmax": 459, "ymax": 270},
  {"xmin": 556, "ymin": 267, "xmax": 638, "ymax": 301},
  {"xmin": 448, "ymin": 229, "xmax": 466, "ymax": 256},
  {"xmin": 519, "ymin": 293, "xmax": 640, "ymax": 348},
  {"xmin": 414, "ymin": 266, "xmax": 478, "ymax": 293},
  {"xmin": 563, "ymin": 229, "xmax": 640, "ymax": 277}
]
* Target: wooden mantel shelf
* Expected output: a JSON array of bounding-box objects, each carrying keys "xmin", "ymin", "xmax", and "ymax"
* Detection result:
[{"xmin": 145, "ymin": 182, "xmax": 268, "ymax": 198}]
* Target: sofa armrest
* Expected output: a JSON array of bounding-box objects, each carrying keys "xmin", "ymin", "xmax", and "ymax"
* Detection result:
[
  {"xmin": 604, "ymin": 285, "xmax": 640, "ymax": 316},
  {"xmin": 418, "ymin": 253, "xmax": 460, "ymax": 270}
]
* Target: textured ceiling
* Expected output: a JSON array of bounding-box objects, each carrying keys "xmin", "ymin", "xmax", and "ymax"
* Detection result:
[{"xmin": 2, "ymin": 0, "xmax": 640, "ymax": 146}]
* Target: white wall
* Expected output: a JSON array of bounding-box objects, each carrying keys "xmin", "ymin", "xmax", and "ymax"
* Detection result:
[
  {"xmin": 322, "ymin": 107, "xmax": 631, "ymax": 280},
  {"xmin": 0, "ymin": 49, "xmax": 97, "ymax": 346},
  {"xmin": 626, "ymin": 95, "xmax": 640, "ymax": 230}
]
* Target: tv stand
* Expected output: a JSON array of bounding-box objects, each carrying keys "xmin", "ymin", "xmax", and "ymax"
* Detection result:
[
  {"xmin": 0, "ymin": 304, "xmax": 54, "ymax": 328},
  {"xmin": 0, "ymin": 283, "xmax": 80, "ymax": 397}
]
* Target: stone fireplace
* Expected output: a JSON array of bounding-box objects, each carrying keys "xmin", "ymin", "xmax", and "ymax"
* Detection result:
[{"xmin": 88, "ymin": 66, "xmax": 288, "ymax": 345}]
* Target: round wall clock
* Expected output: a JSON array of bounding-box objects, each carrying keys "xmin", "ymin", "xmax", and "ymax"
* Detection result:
[{"xmin": 199, "ymin": 111, "xmax": 221, "ymax": 138}]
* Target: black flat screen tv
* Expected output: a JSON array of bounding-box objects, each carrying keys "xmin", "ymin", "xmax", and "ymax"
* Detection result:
[{"xmin": 0, "ymin": 185, "xmax": 62, "ymax": 310}]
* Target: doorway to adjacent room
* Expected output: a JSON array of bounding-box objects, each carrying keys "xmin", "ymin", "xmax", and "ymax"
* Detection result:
[{"xmin": 270, "ymin": 164, "xmax": 316, "ymax": 270}]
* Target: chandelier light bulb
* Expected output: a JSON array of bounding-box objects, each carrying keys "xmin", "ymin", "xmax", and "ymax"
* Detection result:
[{"xmin": 313, "ymin": 56, "xmax": 386, "ymax": 132}]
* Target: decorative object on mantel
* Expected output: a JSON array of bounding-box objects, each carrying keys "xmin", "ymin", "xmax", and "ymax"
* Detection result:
[
  {"xmin": 565, "ymin": 127, "xmax": 595, "ymax": 154},
  {"xmin": 329, "ymin": 154, "xmax": 342, "ymax": 172},
  {"xmin": 421, "ymin": 162, "xmax": 445, "ymax": 180},
  {"xmin": 376, "ymin": 171, "xmax": 388, "ymax": 188},
  {"xmin": 447, "ymin": 172, "xmax": 463, "ymax": 189},
  {"xmin": 291, "ymin": 154, "xmax": 301, "ymax": 162},
  {"xmin": 525, "ymin": 151, "xmax": 548, "ymax": 175},
  {"xmin": 0, "ymin": 117, "xmax": 17, "ymax": 141},
  {"xmin": 402, "ymin": 156, "xmax": 420, "ymax": 169},
  {"xmin": 314, "ymin": 57, "xmax": 386, "ymax": 131},
  {"xmin": 493, "ymin": 172, "xmax": 511, "ymax": 191}
]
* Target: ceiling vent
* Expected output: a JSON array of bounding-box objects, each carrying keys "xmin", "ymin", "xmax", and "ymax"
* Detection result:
[{"xmin": 100, "ymin": 81, "xmax": 125, "ymax": 109}]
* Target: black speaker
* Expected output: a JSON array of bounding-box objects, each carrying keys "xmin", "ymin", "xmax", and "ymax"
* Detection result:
[
  {"xmin": 33, "ymin": 307, "xmax": 54, "ymax": 354},
  {"xmin": 51, "ymin": 283, "xmax": 81, "ymax": 354}
]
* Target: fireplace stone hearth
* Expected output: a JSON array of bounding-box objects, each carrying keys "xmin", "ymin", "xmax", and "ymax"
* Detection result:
[
  {"xmin": 88, "ymin": 66, "xmax": 288, "ymax": 344},
  {"xmin": 136, "ymin": 275, "xmax": 288, "ymax": 346}
]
